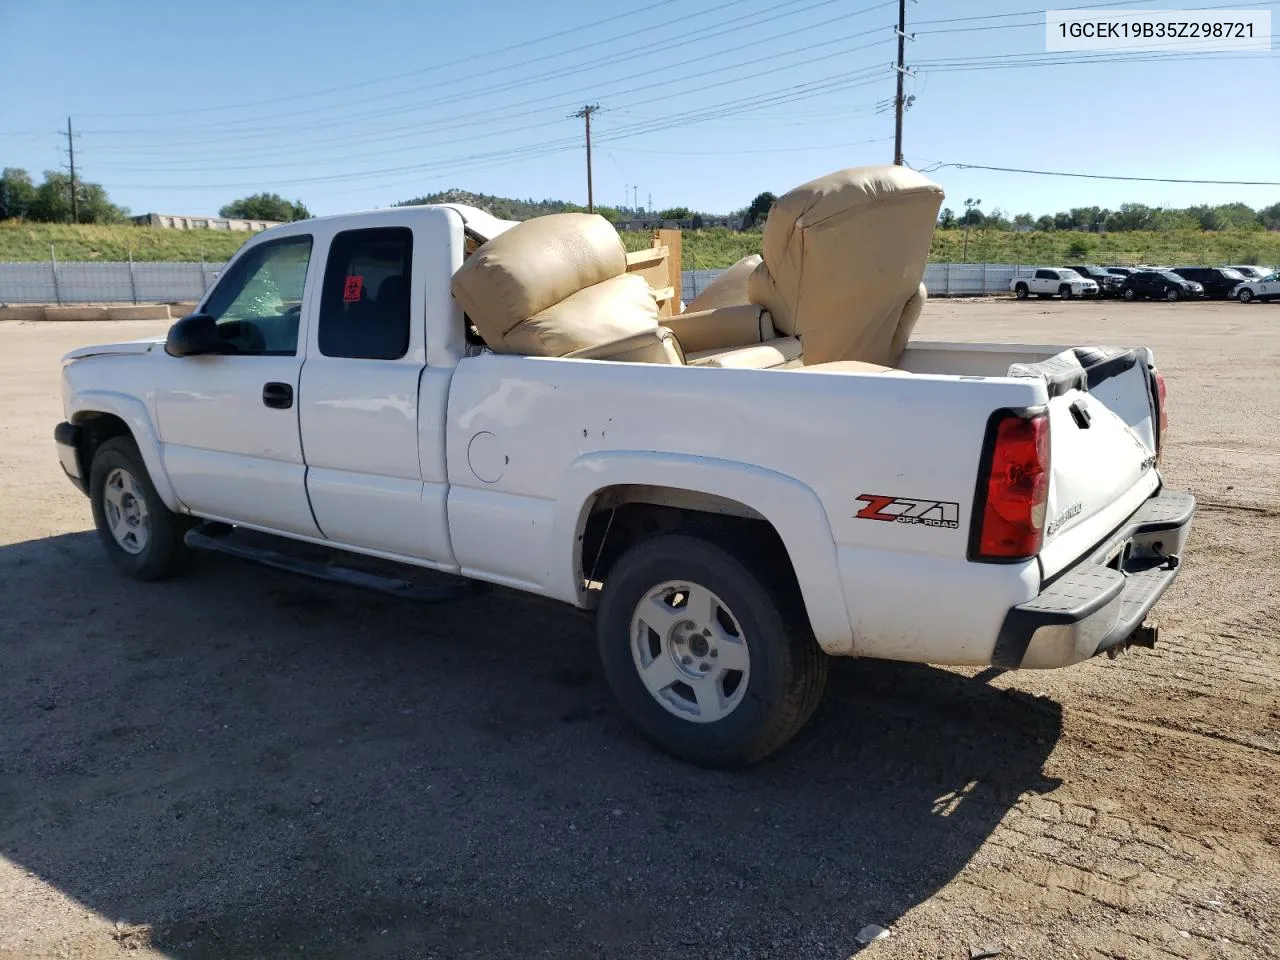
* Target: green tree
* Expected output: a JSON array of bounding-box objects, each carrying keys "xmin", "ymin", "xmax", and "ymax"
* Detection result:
[
  {"xmin": 1066, "ymin": 238, "xmax": 1092, "ymax": 259},
  {"xmin": 28, "ymin": 171, "xmax": 128, "ymax": 224},
  {"xmin": 0, "ymin": 167, "xmax": 37, "ymax": 220},
  {"xmin": 1013, "ymin": 213, "xmax": 1034, "ymax": 229},
  {"xmin": 1034, "ymin": 214, "xmax": 1055, "ymax": 232},
  {"xmin": 984, "ymin": 207, "xmax": 1012, "ymax": 230},
  {"xmin": 938, "ymin": 207, "xmax": 957, "ymax": 228},
  {"xmin": 657, "ymin": 206, "xmax": 693, "ymax": 220},
  {"xmin": 1259, "ymin": 201, "xmax": 1280, "ymax": 231},
  {"xmin": 744, "ymin": 191, "xmax": 777, "ymax": 228},
  {"xmin": 219, "ymin": 193, "xmax": 311, "ymax": 222}
]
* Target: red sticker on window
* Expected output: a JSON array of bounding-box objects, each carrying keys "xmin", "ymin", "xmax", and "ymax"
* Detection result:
[{"xmin": 343, "ymin": 275, "xmax": 364, "ymax": 302}]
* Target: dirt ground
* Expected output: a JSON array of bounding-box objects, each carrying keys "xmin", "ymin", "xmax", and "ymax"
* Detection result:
[{"xmin": 1, "ymin": 299, "xmax": 1277, "ymax": 960}]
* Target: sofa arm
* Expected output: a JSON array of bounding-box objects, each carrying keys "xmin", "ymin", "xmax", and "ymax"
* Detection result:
[
  {"xmin": 561, "ymin": 326, "xmax": 684, "ymax": 364},
  {"xmin": 659, "ymin": 304, "xmax": 774, "ymax": 354}
]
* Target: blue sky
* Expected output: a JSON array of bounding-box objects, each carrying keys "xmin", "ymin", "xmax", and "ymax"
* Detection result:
[{"xmin": 1, "ymin": 0, "xmax": 1276, "ymax": 218}]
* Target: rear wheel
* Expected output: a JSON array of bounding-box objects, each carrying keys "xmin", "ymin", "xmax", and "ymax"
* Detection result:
[
  {"xmin": 89, "ymin": 436, "xmax": 191, "ymax": 581},
  {"xmin": 1238, "ymin": 287, "xmax": 1254, "ymax": 303},
  {"xmin": 1123, "ymin": 288, "xmax": 1137, "ymax": 301},
  {"xmin": 1014, "ymin": 283, "xmax": 1029, "ymax": 300},
  {"xmin": 596, "ymin": 533, "xmax": 827, "ymax": 767}
]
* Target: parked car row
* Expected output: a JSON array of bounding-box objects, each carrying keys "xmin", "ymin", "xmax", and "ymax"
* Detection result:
[{"xmin": 1011, "ymin": 264, "xmax": 1278, "ymax": 302}]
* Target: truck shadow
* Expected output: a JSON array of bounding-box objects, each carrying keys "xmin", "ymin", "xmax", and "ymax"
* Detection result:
[{"xmin": 0, "ymin": 532, "xmax": 1062, "ymax": 960}]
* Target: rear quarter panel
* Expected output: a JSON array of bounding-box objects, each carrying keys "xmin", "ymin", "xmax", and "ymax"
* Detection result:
[{"xmin": 445, "ymin": 355, "xmax": 1048, "ymax": 661}]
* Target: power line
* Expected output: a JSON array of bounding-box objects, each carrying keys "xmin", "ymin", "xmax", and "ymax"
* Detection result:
[
  {"xmin": 82, "ymin": 18, "xmax": 894, "ymax": 166},
  {"xmin": 83, "ymin": 0, "xmax": 893, "ymax": 138},
  {"xmin": 96, "ymin": 66, "xmax": 891, "ymax": 192},
  {"xmin": 77, "ymin": 0, "xmax": 696, "ymax": 119},
  {"xmin": 915, "ymin": 161, "xmax": 1280, "ymax": 187},
  {"xmin": 88, "ymin": 32, "xmax": 894, "ymax": 176}
]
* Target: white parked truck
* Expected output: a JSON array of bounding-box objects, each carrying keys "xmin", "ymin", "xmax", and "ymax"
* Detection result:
[
  {"xmin": 54, "ymin": 166, "xmax": 1194, "ymax": 766},
  {"xmin": 1011, "ymin": 268, "xmax": 1100, "ymax": 300}
]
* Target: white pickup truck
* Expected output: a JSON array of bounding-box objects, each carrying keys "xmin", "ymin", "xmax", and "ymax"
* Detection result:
[
  {"xmin": 54, "ymin": 166, "xmax": 1194, "ymax": 767},
  {"xmin": 1011, "ymin": 268, "xmax": 1100, "ymax": 300}
]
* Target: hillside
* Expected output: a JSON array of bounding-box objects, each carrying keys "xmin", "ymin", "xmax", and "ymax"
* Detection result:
[
  {"xmin": 0, "ymin": 222, "xmax": 253, "ymax": 263},
  {"xmin": 394, "ymin": 189, "xmax": 607, "ymax": 221},
  {"xmin": 3, "ymin": 220, "xmax": 1276, "ymax": 271}
]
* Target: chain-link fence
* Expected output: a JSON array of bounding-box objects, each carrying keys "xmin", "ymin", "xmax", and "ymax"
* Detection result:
[{"xmin": 0, "ymin": 258, "xmax": 1109, "ymax": 306}]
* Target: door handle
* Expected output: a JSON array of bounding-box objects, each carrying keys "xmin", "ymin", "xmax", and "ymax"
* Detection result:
[{"xmin": 262, "ymin": 382, "xmax": 293, "ymax": 409}]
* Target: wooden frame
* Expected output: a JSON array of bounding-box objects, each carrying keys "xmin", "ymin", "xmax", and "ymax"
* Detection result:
[{"xmin": 625, "ymin": 228, "xmax": 683, "ymax": 317}]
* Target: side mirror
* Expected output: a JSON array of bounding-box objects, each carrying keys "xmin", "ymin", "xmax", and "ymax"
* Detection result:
[{"xmin": 165, "ymin": 313, "xmax": 221, "ymax": 357}]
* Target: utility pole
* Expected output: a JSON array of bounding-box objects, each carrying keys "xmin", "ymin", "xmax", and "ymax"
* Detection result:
[
  {"xmin": 962, "ymin": 198, "xmax": 981, "ymax": 262},
  {"xmin": 65, "ymin": 116, "xmax": 79, "ymax": 223},
  {"xmin": 633, "ymin": 186, "xmax": 638, "ymax": 210},
  {"xmin": 572, "ymin": 104, "xmax": 600, "ymax": 213},
  {"xmin": 893, "ymin": 0, "xmax": 916, "ymax": 166}
]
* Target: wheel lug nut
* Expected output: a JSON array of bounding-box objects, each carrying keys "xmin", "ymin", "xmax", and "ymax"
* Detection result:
[
  {"xmin": 699, "ymin": 663, "xmax": 710, "ymax": 673},
  {"xmin": 710, "ymin": 650, "xmax": 718, "ymax": 658},
  {"xmin": 681, "ymin": 655, "xmax": 692, "ymax": 665}
]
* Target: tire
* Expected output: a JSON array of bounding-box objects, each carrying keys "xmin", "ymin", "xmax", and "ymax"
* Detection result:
[
  {"xmin": 596, "ymin": 533, "xmax": 828, "ymax": 768},
  {"xmin": 89, "ymin": 436, "xmax": 190, "ymax": 581},
  {"xmin": 1123, "ymin": 288, "xmax": 1137, "ymax": 301},
  {"xmin": 1165, "ymin": 287, "xmax": 1180, "ymax": 302},
  {"xmin": 1238, "ymin": 288, "xmax": 1254, "ymax": 303},
  {"xmin": 1014, "ymin": 283, "xmax": 1029, "ymax": 300},
  {"xmin": 1059, "ymin": 285, "xmax": 1072, "ymax": 300}
]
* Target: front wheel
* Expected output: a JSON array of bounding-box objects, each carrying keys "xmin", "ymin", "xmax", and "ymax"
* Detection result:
[
  {"xmin": 1059, "ymin": 285, "xmax": 1073, "ymax": 299},
  {"xmin": 596, "ymin": 533, "xmax": 827, "ymax": 767},
  {"xmin": 1238, "ymin": 288, "xmax": 1254, "ymax": 303},
  {"xmin": 1165, "ymin": 288, "xmax": 1181, "ymax": 302},
  {"xmin": 89, "ymin": 436, "xmax": 191, "ymax": 581}
]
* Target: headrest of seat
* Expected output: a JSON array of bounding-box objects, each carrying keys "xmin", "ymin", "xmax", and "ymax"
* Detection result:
[
  {"xmin": 376, "ymin": 275, "xmax": 409, "ymax": 307},
  {"xmin": 451, "ymin": 213, "xmax": 626, "ymax": 347},
  {"xmin": 748, "ymin": 164, "xmax": 944, "ymax": 366}
]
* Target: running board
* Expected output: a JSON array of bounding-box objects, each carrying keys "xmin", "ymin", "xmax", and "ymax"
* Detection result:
[{"xmin": 184, "ymin": 525, "xmax": 489, "ymax": 604}]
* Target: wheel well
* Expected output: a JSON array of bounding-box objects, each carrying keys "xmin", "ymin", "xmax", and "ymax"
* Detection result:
[
  {"xmin": 578, "ymin": 485, "xmax": 800, "ymax": 602},
  {"xmin": 71, "ymin": 412, "xmax": 130, "ymax": 475}
]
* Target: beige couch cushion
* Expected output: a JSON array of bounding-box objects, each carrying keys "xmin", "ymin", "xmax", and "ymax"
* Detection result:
[
  {"xmin": 747, "ymin": 165, "xmax": 943, "ymax": 367},
  {"xmin": 505, "ymin": 273, "xmax": 659, "ymax": 357},
  {"xmin": 659, "ymin": 303, "xmax": 773, "ymax": 354},
  {"xmin": 686, "ymin": 337, "xmax": 803, "ymax": 369},
  {"xmin": 452, "ymin": 213, "xmax": 637, "ymax": 354},
  {"xmin": 684, "ymin": 254, "xmax": 762, "ymax": 313}
]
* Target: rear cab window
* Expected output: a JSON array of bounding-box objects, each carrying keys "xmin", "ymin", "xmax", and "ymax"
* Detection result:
[{"xmin": 318, "ymin": 227, "xmax": 413, "ymax": 360}]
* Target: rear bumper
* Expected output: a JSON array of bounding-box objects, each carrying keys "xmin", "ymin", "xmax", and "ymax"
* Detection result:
[
  {"xmin": 54, "ymin": 421, "xmax": 88, "ymax": 495},
  {"xmin": 991, "ymin": 487, "xmax": 1195, "ymax": 669}
]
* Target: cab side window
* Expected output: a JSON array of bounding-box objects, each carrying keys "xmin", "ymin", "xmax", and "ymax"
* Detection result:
[
  {"xmin": 202, "ymin": 235, "xmax": 313, "ymax": 356},
  {"xmin": 1034, "ymin": 269, "xmax": 1054, "ymax": 280},
  {"xmin": 318, "ymin": 227, "xmax": 413, "ymax": 360}
]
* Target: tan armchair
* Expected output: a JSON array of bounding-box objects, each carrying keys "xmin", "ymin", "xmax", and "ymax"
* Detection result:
[
  {"xmin": 748, "ymin": 165, "xmax": 943, "ymax": 367},
  {"xmin": 655, "ymin": 165, "xmax": 943, "ymax": 370},
  {"xmin": 451, "ymin": 212, "xmax": 679, "ymax": 363}
]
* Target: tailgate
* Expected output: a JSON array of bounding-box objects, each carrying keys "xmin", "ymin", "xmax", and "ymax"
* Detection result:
[{"xmin": 1009, "ymin": 347, "xmax": 1162, "ymax": 578}]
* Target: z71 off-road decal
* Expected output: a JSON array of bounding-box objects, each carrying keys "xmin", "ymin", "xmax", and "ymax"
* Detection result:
[{"xmin": 854, "ymin": 494, "xmax": 960, "ymax": 529}]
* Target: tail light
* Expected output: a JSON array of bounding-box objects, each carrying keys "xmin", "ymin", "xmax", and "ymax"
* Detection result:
[
  {"xmin": 971, "ymin": 410, "xmax": 1051, "ymax": 562},
  {"xmin": 1154, "ymin": 371, "xmax": 1168, "ymax": 460}
]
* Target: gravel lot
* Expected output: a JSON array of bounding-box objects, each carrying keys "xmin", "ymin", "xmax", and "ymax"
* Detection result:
[{"xmin": 1, "ymin": 298, "xmax": 1277, "ymax": 960}]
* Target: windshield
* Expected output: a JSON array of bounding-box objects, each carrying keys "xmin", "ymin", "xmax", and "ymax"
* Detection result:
[
  {"xmin": 1220, "ymin": 269, "xmax": 1245, "ymax": 280},
  {"xmin": 1059, "ymin": 269, "xmax": 1082, "ymax": 279},
  {"xmin": 1159, "ymin": 271, "xmax": 1184, "ymax": 281}
]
